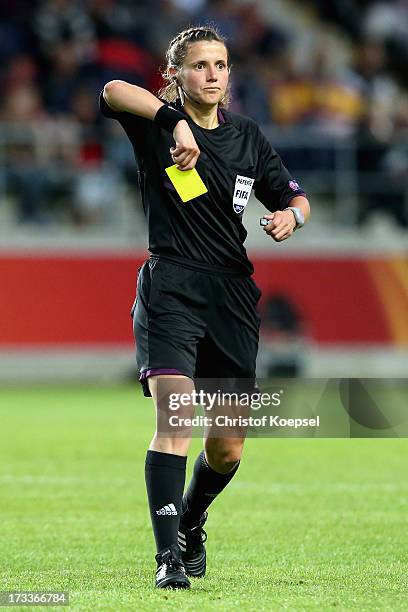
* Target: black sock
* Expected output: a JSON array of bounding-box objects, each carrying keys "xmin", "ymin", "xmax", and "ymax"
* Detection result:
[
  {"xmin": 145, "ymin": 450, "xmax": 187, "ymax": 554},
  {"xmin": 181, "ymin": 450, "xmax": 240, "ymax": 527}
]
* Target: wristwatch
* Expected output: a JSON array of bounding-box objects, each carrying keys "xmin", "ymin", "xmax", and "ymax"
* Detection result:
[{"xmin": 283, "ymin": 206, "xmax": 305, "ymax": 230}]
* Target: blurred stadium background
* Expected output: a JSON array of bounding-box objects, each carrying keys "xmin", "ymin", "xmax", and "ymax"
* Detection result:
[{"xmin": 1, "ymin": 0, "xmax": 408, "ymax": 384}]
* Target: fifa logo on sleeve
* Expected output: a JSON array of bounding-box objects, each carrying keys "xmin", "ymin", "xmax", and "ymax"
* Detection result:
[{"xmin": 233, "ymin": 175, "xmax": 254, "ymax": 214}]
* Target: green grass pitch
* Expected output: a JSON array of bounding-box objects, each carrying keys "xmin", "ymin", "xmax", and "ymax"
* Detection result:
[{"xmin": 0, "ymin": 385, "xmax": 407, "ymax": 611}]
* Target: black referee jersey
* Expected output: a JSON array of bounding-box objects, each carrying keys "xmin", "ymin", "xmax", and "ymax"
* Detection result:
[{"xmin": 99, "ymin": 92, "xmax": 305, "ymax": 276}]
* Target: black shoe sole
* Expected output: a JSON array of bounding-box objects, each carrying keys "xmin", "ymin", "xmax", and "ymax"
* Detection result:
[{"xmin": 156, "ymin": 576, "xmax": 191, "ymax": 589}]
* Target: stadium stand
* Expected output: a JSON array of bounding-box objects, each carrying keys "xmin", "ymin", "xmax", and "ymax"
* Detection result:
[{"xmin": 0, "ymin": 0, "xmax": 407, "ymax": 381}]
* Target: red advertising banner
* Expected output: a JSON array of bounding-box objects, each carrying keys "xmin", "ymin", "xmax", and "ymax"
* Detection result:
[{"xmin": 0, "ymin": 253, "xmax": 407, "ymax": 346}]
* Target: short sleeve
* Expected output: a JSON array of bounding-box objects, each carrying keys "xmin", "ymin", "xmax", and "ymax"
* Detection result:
[
  {"xmin": 99, "ymin": 90, "xmax": 120, "ymax": 118},
  {"xmin": 99, "ymin": 90, "xmax": 154, "ymax": 159},
  {"xmin": 254, "ymin": 127, "xmax": 306, "ymax": 212}
]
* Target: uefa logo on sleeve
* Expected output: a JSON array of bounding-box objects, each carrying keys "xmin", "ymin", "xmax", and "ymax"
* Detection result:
[{"xmin": 289, "ymin": 180, "xmax": 300, "ymax": 191}]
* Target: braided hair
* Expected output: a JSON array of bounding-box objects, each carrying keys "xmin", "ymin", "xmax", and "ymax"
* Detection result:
[{"xmin": 157, "ymin": 25, "xmax": 231, "ymax": 107}]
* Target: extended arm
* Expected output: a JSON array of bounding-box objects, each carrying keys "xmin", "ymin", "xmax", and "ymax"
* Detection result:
[
  {"xmin": 102, "ymin": 80, "xmax": 200, "ymax": 170},
  {"xmin": 103, "ymin": 80, "xmax": 164, "ymax": 119}
]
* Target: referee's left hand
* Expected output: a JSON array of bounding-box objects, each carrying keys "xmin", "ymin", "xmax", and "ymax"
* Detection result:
[
  {"xmin": 171, "ymin": 121, "xmax": 200, "ymax": 171},
  {"xmin": 262, "ymin": 210, "xmax": 296, "ymax": 242}
]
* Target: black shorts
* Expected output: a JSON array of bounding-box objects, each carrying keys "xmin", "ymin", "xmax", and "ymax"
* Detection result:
[{"xmin": 131, "ymin": 256, "xmax": 261, "ymax": 397}]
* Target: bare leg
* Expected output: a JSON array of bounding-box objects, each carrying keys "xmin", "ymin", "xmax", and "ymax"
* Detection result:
[
  {"xmin": 148, "ymin": 374, "xmax": 195, "ymax": 455},
  {"xmin": 180, "ymin": 404, "xmax": 248, "ymax": 531}
]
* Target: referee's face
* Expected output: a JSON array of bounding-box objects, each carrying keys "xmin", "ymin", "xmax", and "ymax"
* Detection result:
[{"xmin": 179, "ymin": 41, "xmax": 229, "ymax": 107}]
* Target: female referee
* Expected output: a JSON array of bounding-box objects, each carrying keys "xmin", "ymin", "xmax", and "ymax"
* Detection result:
[{"xmin": 100, "ymin": 25, "xmax": 310, "ymax": 589}]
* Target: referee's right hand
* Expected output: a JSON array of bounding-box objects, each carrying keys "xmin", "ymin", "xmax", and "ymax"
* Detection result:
[{"xmin": 171, "ymin": 121, "xmax": 200, "ymax": 171}]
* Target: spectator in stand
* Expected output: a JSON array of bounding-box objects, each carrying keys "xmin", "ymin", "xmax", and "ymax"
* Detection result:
[
  {"xmin": 1, "ymin": 50, "xmax": 81, "ymax": 223},
  {"xmin": 88, "ymin": 0, "xmax": 159, "ymax": 90},
  {"xmin": 351, "ymin": 38, "xmax": 398, "ymax": 139},
  {"xmin": 359, "ymin": 94, "xmax": 408, "ymax": 227},
  {"xmin": 305, "ymin": 43, "xmax": 366, "ymax": 138},
  {"xmin": 268, "ymin": 42, "xmax": 367, "ymax": 137},
  {"xmin": 266, "ymin": 49, "xmax": 315, "ymax": 128},
  {"xmin": 363, "ymin": 1, "xmax": 408, "ymax": 87},
  {"xmin": 1, "ymin": 81, "xmax": 51, "ymax": 223},
  {"xmin": 71, "ymin": 86, "xmax": 122, "ymax": 225},
  {"xmin": 382, "ymin": 95, "xmax": 408, "ymax": 227},
  {"xmin": 32, "ymin": 0, "xmax": 100, "ymax": 116},
  {"xmin": 146, "ymin": 0, "xmax": 190, "ymax": 59},
  {"xmin": 226, "ymin": 1, "xmax": 288, "ymax": 122},
  {"xmin": 303, "ymin": 0, "xmax": 365, "ymax": 39},
  {"xmin": 41, "ymin": 38, "xmax": 88, "ymax": 115},
  {"xmin": 88, "ymin": 0, "xmax": 150, "ymax": 46},
  {"xmin": 230, "ymin": 53, "xmax": 272, "ymax": 123},
  {"xmin": 195, "ymin": 0, "xmax": 242, "ymax": 43},
  {"xmin": 0, "ymin": 0, "xmax": 406, "ymax": 229},
  {"xmin": 351, "ymin": 38, "xmax": 403, "ymax": 226},
  {"xmin": 33, "ymin": 0, "xmax": 95, "ymax": 62}
]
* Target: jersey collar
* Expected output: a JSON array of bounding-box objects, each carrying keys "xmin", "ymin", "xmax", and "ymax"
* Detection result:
[{"xmin": 171, "ymin": 98, "xmax": 227, "ymax": 126}]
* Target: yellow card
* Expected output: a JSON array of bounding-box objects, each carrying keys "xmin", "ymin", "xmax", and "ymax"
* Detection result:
[{"xmin": 165, "ymin": 164, "xmax": 208, "ymax": 203}]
